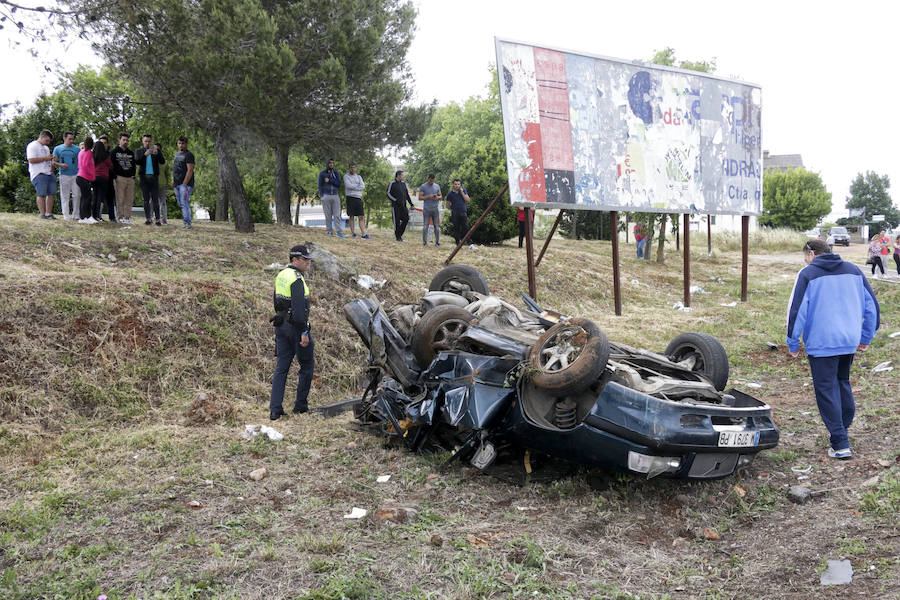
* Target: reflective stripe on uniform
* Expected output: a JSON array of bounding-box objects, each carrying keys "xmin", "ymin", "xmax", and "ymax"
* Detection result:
[{"xmin": 274, "ymin": 267, "xmax": 310, "ymax": 301}]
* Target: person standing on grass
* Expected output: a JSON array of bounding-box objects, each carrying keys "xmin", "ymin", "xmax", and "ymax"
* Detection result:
[
  {"xmin": 318, "ymin": 158, "xmax": 345, "ymax": 237},
  {"xmin": 135, "ymin": 134, "xmax": 165, "ymax": 226},
  {"xmin": 787, "ymin": 239, "xmax": 880, "ymax": 460},
  {"xmin": 893, "ymin": 234, "xmax": 900, "ymax": 276},
  {"xmin": 516, "ymin": 207, "xmax": 533, "ymax": 248},
  {"xmin": 92, "ymin": 135, "xmax": 115, "ymax": 222},
  {"xmin": 446, "ymin": 178, "xmax": 470, "ymax": 246},
  {"xmin": 418, "ymin": 174, "xmax": 442, "ymax": 246},
  {"xmin": 53, "ymin": 132, "xmax": 80, "ymax": 221},
  {"xmin": 879, "ymin": 230, "xmax": 891, "ymax": 274},
  {"xmin": 344, "ymin": 163, "xmax": 368, "ymax": 239},
  {"xmin": 75, "ymin": 136, "xmax": 96, "ymax": 224},
  {"xmin": 387, "ymin": 170, "xmax": 414, "ymax": 242},
  {"xmin": 26, "ymin": 129, "xmax": 62, "ymax": 219},
  {"xmin": 270, "ymin": 245, "xmax": 315, "ymax": 420},
  {"xmin": 111, "ymin": 134, "xmax": 136, "ymax": 223},
  {"xmin": 173, "ymin": 137, "xmax": 196, "ymax": 230},
  {"xmin": 867, "ymin": 233, "xmax": 885, "ymax": 277},
  {"xmin": 634, "ymin": 222, "xmax": 646, "ymax": 258}
]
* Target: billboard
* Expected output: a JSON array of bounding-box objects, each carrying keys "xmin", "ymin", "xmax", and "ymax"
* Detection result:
[{"xmin": 495, "ymin": 39, "xmax": 762, "ymax": 215}]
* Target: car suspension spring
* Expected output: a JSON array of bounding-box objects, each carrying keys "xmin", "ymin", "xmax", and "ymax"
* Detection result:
[{"xmin": 554, "ymin": 398, "xmax": 577, "ymax": 429}]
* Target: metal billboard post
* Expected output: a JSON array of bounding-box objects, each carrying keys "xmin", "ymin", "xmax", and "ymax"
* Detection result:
[
  {"xmin": 707, "ymin": 216, "xmax": 712, "ymax": 256},
  {"xmin": 535, "ymin": 209, "xmax": 564, "ymax": 268},
  {"xmin": 611, "ymin": 211, "xmax": 622, "ymax": 316},
  {"xmin": 683, "ymin": 213, "xmax": 691, "ymax": 308},
  {"xmin": 444, "ymin": 183, "xmax": 509, "ymax": 266},
  {"xmin": 525, "ymin": 207, "xmax": 537, "ymax": 299},
  {"xmin": 741, "ymin": 215, "xmax": 749, "ymax": 302}
]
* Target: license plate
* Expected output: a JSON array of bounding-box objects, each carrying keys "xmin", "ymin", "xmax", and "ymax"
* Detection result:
[{"xmin": 718, "ymin": 431, "xmax": 759, "ymax": 447}]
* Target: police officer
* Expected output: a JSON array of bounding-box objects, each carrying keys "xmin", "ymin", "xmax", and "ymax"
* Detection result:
[{"xmin": 270, "ymin": 244, "xmax": 314, "ymax": 420}]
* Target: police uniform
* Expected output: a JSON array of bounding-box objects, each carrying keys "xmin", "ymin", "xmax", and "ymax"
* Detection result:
[{"xmin": 270, "ymin": 251, "xmax": 314, "ymax": 418}]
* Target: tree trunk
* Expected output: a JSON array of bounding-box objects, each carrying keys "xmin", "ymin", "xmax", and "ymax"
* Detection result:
[
  {"xmin": 274, "ymin": 144, "xmax": 292, "ymax": 226},
  {"xmin": 215, "ymin": 130, "xmax": 254, "ymax": 233},
  {"xmin": 216, "ymin": 163, "xmax": 229, "ymax": 222},
  {"xmin": 656, "ymin": 213, "xmax": 667, "ymax": 263},
  {"xmin": 643, "ymin": 218, "xmax": 655, "ymax": 260}
]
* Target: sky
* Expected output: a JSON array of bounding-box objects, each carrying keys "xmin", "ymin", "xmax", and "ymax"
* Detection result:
[{"xmin": 3, "ymin": 0, "xmax": 897, "ymax": 220}]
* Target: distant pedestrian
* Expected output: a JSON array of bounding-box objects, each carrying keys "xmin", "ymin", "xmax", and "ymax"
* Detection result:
[
  {"xmin": 516, "ymin": 207, "xmax": 534, "ymax": 248},
  {"xmin": 634, "ymin": 223, "xmax": 646, "ymax": 258},
  {"xmin": 826, "ymin": 232, "xmax": 835, "ymax": 253},
  {"xmin": 446, "ymin": 178, "xmax": 470, "ymax": 245},
  {"xmin": 75, "ymin": 136, "xmax": 96, "ymax": 224},
  {"xmin": 344, "ymin": 163, "xmax": 368, "ymax": 239},
  {"xmin": 879, "ymin": 230, "xmax": 891, "ymax": 273},
  {"xmin": 173, "ymin": 136, "xmax": 195, "ymax": 229},
  {"xmin": 26, "ymin": 129, "xmax": 61, "ymax": 219},
  {"xmin": 867, "ymin": 234, "xmax": 885, "ymax": 277},
  {"xmin": 787, "ymin": 239, "xmax": 879, "ymax": 460},
  {"xmin": 135, "ymin": 134, "xmax": 165, "ymax": 226},
  {"xmin": 53, "ymin": 131, "xmax": 80, "ymax": 221},
  {"xmin": 387, "ymin": 170, "xmax": 414, "ymax": 242},
  {"xmin": 155, "ymin": 143, "xmax": 171, "ymax": 224},
  {"xmin": 111, "ymin": 134, "xmax": 136, "ymax": 223},
  {"xmin": 418, "ymin": 174, "xmax": 442, "ymax": 246},
  {"xmin": 270, "ymin": 244, "xmax": 315, "ymax": 420},
  {"xmin": 893, "ymin": 234, "xmax": 900, "ymax": 276},
  {"xmin": 92, "ymin": 135, "xmax": 115, "ymax": 222},
  {"xmin": 318, "ymin": 158, "xmax": 344, "ymax": 237}
]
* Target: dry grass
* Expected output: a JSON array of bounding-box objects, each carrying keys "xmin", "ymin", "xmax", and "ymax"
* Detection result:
[{"xmin": 0, "ymin": 213, "xmax": 898, "ymax": 600}]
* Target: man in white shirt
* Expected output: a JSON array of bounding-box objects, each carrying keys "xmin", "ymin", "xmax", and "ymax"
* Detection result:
[{"xmin": 26, "ymin": 130, "xmax": 63, "ymax": 219}]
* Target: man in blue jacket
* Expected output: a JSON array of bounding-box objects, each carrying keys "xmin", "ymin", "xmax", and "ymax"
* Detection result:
[
  {"xmin": 786, "ymin": 239, "xmax": 880, "ymax": 459},
  {"xmin": 318, "ymin": 158, "xmax": 345, "ymax": 237}
]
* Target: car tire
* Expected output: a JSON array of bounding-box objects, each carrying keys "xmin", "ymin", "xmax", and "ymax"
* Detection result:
[
  {"xmin": 528, "ymin": 318, "xmax": 609, "ymax": 396},
  {"xmin": 428, "ymin": 265, "xmax": 490, "ymax": 296},
  {"xmin": 411, "ymin": 305, "xmax": 476, "ymax": 368},
  {"xmin": 665, "ymin": 332, "xmax": 730, "ymax": 391}
]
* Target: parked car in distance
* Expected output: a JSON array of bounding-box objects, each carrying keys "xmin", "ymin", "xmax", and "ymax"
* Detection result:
[
  {"xmin": 829, "ymin": 226, "xmax": 850, "ymax": 246},
  {"xmin": 804, "ymin": 227, "xmax": 822, "ymax": 239}
]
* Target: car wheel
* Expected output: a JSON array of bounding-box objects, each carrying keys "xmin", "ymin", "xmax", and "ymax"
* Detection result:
[
  {"xmin": 428, "ymin": 265, "xmax": 490, "ymax": 296},
  {"xmin": 528, "ymin": 318, "xmax": 609, "ymax": 396},
  {"xmin": 665, "ymin": 332, "xmax": 729, "ymax": 391},
  {"xmin": 411, "ymin": 305, "xmax": 476, "ymax": 368}
]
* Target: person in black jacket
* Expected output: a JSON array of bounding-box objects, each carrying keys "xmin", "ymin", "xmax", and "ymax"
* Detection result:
[
  {"xmin": 270, "ymin": 245, "xmax": 315, "ymax": 420},
  {"xmin": 387, "ymin": 170, "xmax": 415, "ymax": 242},
  {"xmin": 111, "ymin": 134, "xmax": 137, "ymax": 223},
  {"xmin": 134, "ymin": 134, "xmax": 165, "ymax": 226}
]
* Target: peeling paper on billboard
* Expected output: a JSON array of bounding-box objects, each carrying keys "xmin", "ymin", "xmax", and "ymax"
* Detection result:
[{"xmin": 495, "ymin": 39, "xmax": 762, "ymax": 216}]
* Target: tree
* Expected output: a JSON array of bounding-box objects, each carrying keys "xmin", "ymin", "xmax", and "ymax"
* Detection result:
[
  {"xmin": 845, "ymin": 172, "xmax": 897, "ymax": 233},
  {"xmin": 260, "ymin": 0, "xmax": 430, "ymax": 226},
  {"xmin": 405, "ymin": 74, "xmax": 516, "ymax": 245},
  {"xmin": 759, "ymin": 168, "xmax": 832, "ymax": 230}
]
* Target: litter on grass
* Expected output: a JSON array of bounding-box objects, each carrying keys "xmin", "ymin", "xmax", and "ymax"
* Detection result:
[
  {"xmin": 242, "ymin": 424, "xmax": 284, "ymax": 441},
  {"xmin": 356, "ymin": 274, "xmax": 386, "ymax": 290},
  {"xmin": 376, "ymin": 474, "xmax": 391, "ymax": 483},
  {"xmin": 343, "ymin": 507, "xmax": 367, "ymax": 519},
  {"xmin": 872, "ymin": 361, "xmax": 893, "ymax": 373},
  {"xmin": 689, "ymin": 285, "xmax": 710, "ymax": 294},
  {"xmin": 720, "ymin": 301, "xmax": 737, "ymax": 307},
  {"xmin": 672, "ymin": 301, "xmax": 693, "ymax": 312},
  {"xmin": 820, "ymin": 560, "xmax": 853, "ymax": 585},
  {"xmin": 888, "ymin": 331, "xmax": 900, "ymax": 338}
]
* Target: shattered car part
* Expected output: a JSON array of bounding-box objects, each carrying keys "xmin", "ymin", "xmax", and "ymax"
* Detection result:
[{"xmin": 343, "ymin": 265, "xmax": 779, "ymax": 480}]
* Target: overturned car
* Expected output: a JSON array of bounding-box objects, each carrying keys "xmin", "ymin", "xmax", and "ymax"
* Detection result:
[{"xmin": 343, "ymin": 265, "xmax": 778, "ymax": 480}]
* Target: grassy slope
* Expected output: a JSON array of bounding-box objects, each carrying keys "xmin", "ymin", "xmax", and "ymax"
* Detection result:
[{"xmin": 0, "ymin": 214, "xmax": 898, "ymax": 600}]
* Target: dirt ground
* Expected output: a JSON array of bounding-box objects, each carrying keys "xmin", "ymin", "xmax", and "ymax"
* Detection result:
[{"xmin": 0, "ymin": 215, "xmax": 897, "ymax": 600}]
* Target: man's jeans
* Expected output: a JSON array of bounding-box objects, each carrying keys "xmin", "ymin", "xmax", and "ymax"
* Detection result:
[
  {"xmin": 59, "ymin": 174, "xmax": 80, "ymax": 219},
  {"xmin": 422, "ymin": 205, "xmax": 440, "ymax": 245},
  {"xmin": 808, "ymin": 354, "xmax": 856, "ymax": 450},
  {"xmin": 321, "ymin": 194, "xmax": 343, "ymax": 234},
  {"xmin": 636, "ymin": 238, "xmax": 646, "ymax": 259},
  {"xmin": 175, "ymin": 185, "xmax": 193, "ymax": 225}
]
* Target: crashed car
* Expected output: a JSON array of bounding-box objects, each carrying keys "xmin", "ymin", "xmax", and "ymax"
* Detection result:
[{"xmin": 343, "ymin": 265, "xmax": 778, "ymax": 479}]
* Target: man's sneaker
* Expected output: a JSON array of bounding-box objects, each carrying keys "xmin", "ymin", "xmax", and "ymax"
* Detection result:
[
  {"xmin": 292, "ymin": 407, "xmax": 308, "ymax": 415},
  {"xmin": 828, "ymin": 447, "xmax": 852, "ymax": 459},
  {"xmin": 162, "ymin": 219, "xmax": 167, "ymax": 225},
  {"xmin": 351, "ymin": 233, "xmax": 357, "ymax": 238},
  {"xmin": 336, "ymin": 232, "xmax": 346, "ymax": 238},
  {"xmin": 270, "ymin": 409, "xmax": 287, "ymax": 421},
  {"xmin": 361, "ymin": 234, "xmax": 370, "ymax": 239},
  {"xmin": 435, "ymin": 242, "xmax": 440, "ymax": 246},
  {"xmin": 86, "ymin": 217, "xmax": 98, "ymax": 224},
  {"xmin": 48, "ymin": 214, "xmax": 57, "ymax": 220},
  {"xmin": 145, "ymin": 220, "xmax": 152, "ymax": 225},
  {"xmin": 39, "ymin": 214, "xmax": 50, "ymax": 219},
  {"xmin": 155, "ymin": 221, "xmax": 162, "ymax": 227}
]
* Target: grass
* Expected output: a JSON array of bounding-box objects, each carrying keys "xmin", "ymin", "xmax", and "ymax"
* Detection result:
[{"xmin": 0, "ymin": 213, "xmax": 898, "ymax": 599}]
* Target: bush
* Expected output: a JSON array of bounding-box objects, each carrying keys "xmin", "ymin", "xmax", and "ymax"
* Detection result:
[{"xmin": 0, "ymin": 162, "xmax": 35, "ymax": 213}]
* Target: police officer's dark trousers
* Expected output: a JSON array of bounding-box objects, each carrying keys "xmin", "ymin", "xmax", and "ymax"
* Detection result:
[{"xmin": 270, "ymin": 323, "xmax": 314, "ymax": 414}]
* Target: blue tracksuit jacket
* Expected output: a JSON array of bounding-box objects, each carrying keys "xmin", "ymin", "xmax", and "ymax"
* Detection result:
[{"xmin": 786, "ymin": 254, "xmax": 880, "ymax": 356}]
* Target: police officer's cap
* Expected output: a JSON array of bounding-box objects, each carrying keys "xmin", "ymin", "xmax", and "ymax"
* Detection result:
[{"xmin": 289, "ymin": 245, "xmax": 313, "ymax": 260}]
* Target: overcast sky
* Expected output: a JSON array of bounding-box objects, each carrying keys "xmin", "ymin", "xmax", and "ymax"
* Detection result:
[{"xmin": 3, "ymin": 0, "xmax": 897, "ymax": 220}]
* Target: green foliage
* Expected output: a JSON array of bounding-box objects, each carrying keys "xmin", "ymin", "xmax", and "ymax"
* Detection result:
[
  {"xmin": 759, "ymin": 168, "xmax": 832, "ymax": 230},
  {"xmin": 405, "ymin": 73, "xmax": 516, "ymax": 244},
  {"xmin": 650, "ymin": 47, "xmax": 717, "ymax": 73},
  {"xmin": 0, "ymin": 92, "xmax": 85, "ymax": 168},
  {"xmin": 560, "ymin": 210, "xmax": 614, "ymax": 240},
  {"xmin": 0, "ymin": 161, "xmax": 33, "ymax": 213},
  {"xmin": 844, "ymin": 171, "xmax": 897, "ymax": 232}
]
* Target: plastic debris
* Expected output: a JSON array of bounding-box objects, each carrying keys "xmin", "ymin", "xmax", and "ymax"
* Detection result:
[
  {"xmin": 747, "ymin": 382, "xmax": 762, "ymax": 388},
  {"xmin": 468, "ymin": 244, "xmax": 478, "ymax": 251},
  {"xmin": 766, "ymin": 342, "xmax": 779, "ymax": 350},
  {"xmin": 630, "ymin": 279, "xmax": 640, "ymax": 285},
  {"xmin": 820, "ymin": 560, "xmax": 853, "ymax": 585},
  {"xmin": 242, "ymin": 424, "xmax": 284, "ymax": 441},
  {"xmin": 791, "ymin": 465, "xmax": 813, "ymax": 474},
  {"xmin": 709, "ymin": 276, "xmax": 725, "ymax": 284},
  {"xmin": 889, "ymin": 331, "xmax": 900, "ymax": 338},
  {"xmin": 689, "ymin": 285, "xmax": 710, "ymax": 294},
  {"xmin": 343, "ymin": 507, "xmax": 367, "ymax": 519},
  {"xmin": 672, "ymin": 301, "xmax": 693, "ymax": 312},
  {"xmin": 720, "ymin": 301, "xmax": 737, "ymax": 307},
  {"xmin": 264, "ymin": 262, "xmax": 286, "ymax": 272},
  {"xmin": 356, "ymin": 274, "xmax": 386, "ymax": 290},
  {"xmin": 872, "ymin": 361, "xmax": 893, "ymax": 373},
  {"xmin": 376, "ymin": 474, "xmax": 391, "ymax": 483}
]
